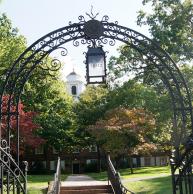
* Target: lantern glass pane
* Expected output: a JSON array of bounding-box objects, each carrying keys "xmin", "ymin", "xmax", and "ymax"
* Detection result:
[{"xmin": 88, "ymin": 55, "xmax": 105, "ymax": 76}]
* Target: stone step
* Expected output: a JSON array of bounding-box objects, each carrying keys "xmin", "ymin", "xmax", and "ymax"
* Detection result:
[
  {"xmin": 60, "ymin": 185, "xmax": 113, "ymax": 194},
  {"xmin": 60, "ymin": 191, "xmax": 112, "ymax": 194},
  {"xmin": 61, "ymin": 185, "xmax": 111, "ymax": 190}
]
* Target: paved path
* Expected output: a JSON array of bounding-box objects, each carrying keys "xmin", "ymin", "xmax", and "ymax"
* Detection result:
[
  {"xmin": 61, "ymin": 174, "xmax": 108, "ymax": 186},
  {"xmin": 61, "ymin": 173, "xmax": 169, "ymax": 187}
]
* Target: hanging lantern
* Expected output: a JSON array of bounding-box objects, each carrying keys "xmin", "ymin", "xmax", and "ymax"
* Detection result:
[{"xmin": 85, "ymin": 46, "xmax": 106, "ymax": 84}]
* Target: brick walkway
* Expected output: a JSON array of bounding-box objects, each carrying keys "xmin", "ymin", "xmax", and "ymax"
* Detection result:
[{"xmin": 61, "ymin": 174, "xmax": 108, "ymax": 186}]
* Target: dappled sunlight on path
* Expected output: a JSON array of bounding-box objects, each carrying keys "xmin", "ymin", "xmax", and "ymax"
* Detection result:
[{"xmin": 61, "ymin": 174, "xmax": 108, "ymax": 186}]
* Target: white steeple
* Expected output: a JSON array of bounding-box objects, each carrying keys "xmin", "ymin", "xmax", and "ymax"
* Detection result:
[{"xmin": 66, "ymin": 69, "xmax": 85, "ymax": 99}]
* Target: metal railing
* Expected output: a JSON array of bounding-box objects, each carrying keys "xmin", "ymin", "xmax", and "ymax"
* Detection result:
[
  {"xmin": 47, "ymin": 157, "xmax": 61, "ymax": 194},
  {"xmin": 106, "ymin": 154, "xmax": 134, "ymax": 194},
  {"xmin": 170, "ymin": 147, "xmax": 193, "ymax": 194}
]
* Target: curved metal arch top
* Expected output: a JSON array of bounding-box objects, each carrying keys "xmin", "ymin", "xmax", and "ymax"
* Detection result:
[
  {"xmin": 0, "ymin": 14, "xmax": 193, "ymax": 194},
  {"xmin": 2, "ymin": 14, "xmax": 193, "ymax": 132}
]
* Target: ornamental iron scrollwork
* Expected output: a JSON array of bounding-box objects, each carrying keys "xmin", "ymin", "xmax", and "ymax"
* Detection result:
[{"xmin": 0, "ymin": 13, "xmax": 192, "ymax": 194}]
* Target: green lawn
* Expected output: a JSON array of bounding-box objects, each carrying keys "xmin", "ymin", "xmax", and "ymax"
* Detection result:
[
  {"xmin": 87, "ymin": 166, "xmax": 170, "ymax": 180},
  {"xmin": 119, "ymin": 166, "xmax": 170, "ymax": 179},
  {"xmin": 125, "ymin": 176, "xmax": 172, "ymax": 194},
  {"xmin": 28, "ymin": 190, "xmax": 46, "ymax": 194},
  {"xmin": 27, "ymin": 174, "xmax": 68, "ymax": 194},
  {"xmin": 87, "ymin": 166, "xmax": 172, "ymax": 194}
]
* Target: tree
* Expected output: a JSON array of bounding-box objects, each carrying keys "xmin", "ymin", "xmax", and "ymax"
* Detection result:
[
  {"xmin": 87, "ymin": 107, "xmax": 155, "ymax": 169},
  {"xmin": 0, "ymin": 12, "xmax": 84, "ymax": 156},
  {"xmin": 75, "ymin": 80, "xmax": 173, "ymax": 149},
  {"xmin": 181, "ymin": 65, "xmax": 193, "ymax": 94},
  {"xmin": 0, "ymin": 13, "xmax": 79, "ymax": 152},
  {"xmin": 74, "ymin": 85, "xmax": 109, "ymax": 129},
  {"xmin": 24, "ymin": 77, "xmax": 79, "ymax": 152},
  {"xmin": 108, "ymin": 0, "xmax": 193, "ymax": 84},
  {"xmin": 35, "ymin": 90, "xmax": 77, "ymax": 151},
  {"xmin": 106, "ymin": 81, "xmax": 173, "ymax": 140},
  {"xmin": 0, "ymin": 14, "xmax": 26, "ymax": 76},
  {"xmin": 1, "ymin": 95, "xmax": 44, "ymax": 155},
  {"xmin": 107, "ymin": 0, "xmax": 193, "ymax": 150},
  {"xmin": 137, "ymin": 0, "xmax": 193, "ymax": 62}
]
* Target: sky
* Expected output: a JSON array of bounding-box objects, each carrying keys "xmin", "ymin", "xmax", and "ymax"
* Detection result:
[{"xmin": 0, "ymin": 0, "xmax": 151, "ymax": 80}]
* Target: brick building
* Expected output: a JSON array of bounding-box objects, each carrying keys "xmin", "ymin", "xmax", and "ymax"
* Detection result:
[{"xmin": 25, "ymin": 145, "xmax": 101, "ymax": 174}]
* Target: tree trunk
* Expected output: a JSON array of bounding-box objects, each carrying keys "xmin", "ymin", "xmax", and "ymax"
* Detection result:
[
  {"xmin": 128, "ymin": 156, "xmax": 133, "ymax": 174},
  {"xmin": 115, "ymin": 156, "xmax": 121, "ymax": 169},
  {"xmin": 97, "ymin": 145, "xmax": 101, "ymax": 172}
]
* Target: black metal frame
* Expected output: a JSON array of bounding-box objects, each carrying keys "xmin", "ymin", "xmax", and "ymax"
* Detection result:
[
  {"xmin": 107, "ymin": 154, "xmax": 134, "ymax": 194},
  {"xmin": 0, "ymin": 13, "xmax": 192, "ymax": 193}
]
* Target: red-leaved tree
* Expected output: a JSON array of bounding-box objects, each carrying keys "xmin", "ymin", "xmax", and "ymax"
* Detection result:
[{"xmin": 1, "ymin": 95, "xmax": 44, "ymax": 155}]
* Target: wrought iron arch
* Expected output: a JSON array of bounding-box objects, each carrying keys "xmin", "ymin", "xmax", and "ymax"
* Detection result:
[{"xmin": 0, "ymin": 14, "xmax": 192, "ymax": 194}]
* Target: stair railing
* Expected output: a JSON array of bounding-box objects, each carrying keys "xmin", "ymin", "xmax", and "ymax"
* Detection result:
[
  {"xmin": 47, "ymin": 157, "xmax": 61, "ymax": 194},
  {"xmin": 106, "ymin": 154, "xmax": 134, "ymax": 194}
]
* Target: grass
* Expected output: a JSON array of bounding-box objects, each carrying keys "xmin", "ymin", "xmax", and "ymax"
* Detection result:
[
  {"xmin": 27, "ymin": 174, "xmax": 68, "ymax": 194},
  {"xmin": 87, "ymin": 166, "xmax": 172, "ymax": 194},
  {"xmin": 119, "ymin": 166, "xmax": 170, "ymax": 179},
  {"xmin": 125, "ymin": 176, "xmax": 172, "ymax": 194},
  {"xmin": 87, "ymin": 166, "xmax": 170, "ymax": 181},
  {"xmin": 28, "ymin": 190, "xmax": 46, "ymax": 194}
]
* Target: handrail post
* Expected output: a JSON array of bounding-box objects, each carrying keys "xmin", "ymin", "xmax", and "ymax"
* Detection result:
[
  {"xmin": 23, "ymin": 161, "xmax": 28, "ymax": 194},
  {"xmin": 47, "ymin": 157, "xmax": 61, "ymax": 194},
  {"xmin": 106, "ymin": 153, "xmax": 134, "ymax": 194},
  {"xmin": 106, "ymin": 152, "xmax": 110, "ymax": 185}
]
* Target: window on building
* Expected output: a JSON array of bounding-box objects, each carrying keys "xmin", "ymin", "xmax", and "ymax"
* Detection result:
[
  {"xmin": 160, "ymin": 157, "xmax": 168, "ymax": 166},
  {"xmin": 132, "ymin": 158, "xmax": 137, "ymax": 166},
  {"xmin": 53, "ymin": 147, "xmax": 63, "ymax": 154},
  {"xmin": 71, "ymin": 86, "xmax": 77, "ymax": 95},
  {"xmin": 50, "ymin": 161, "xmax": 57, "ymax": 171},
  {"xmin": 73, "ymin": 148, "xmax": 80, "ymax": 153},
  {"xmin": 35, "ymin": 145, "xmax": 44, "ymax": 155},
  {"xmin": 50, "ymin": 160, "xmax": 65, "ymax": 171},
  {"xmin": 32, "ymin": 161, "xmax": 46, "ymax": 170},
  {"xmin": 89, "ymin": 145, "xmax": 97, "ymax": 152},
  {"xmin": 144, "ymin": 157, "xmax": 151, "ymax": 166},
  {"xmin": 86, "ymin": 159, "xmax": 97, "ymax": 164},
  {"xmin": 53, "ymin": 148, "xmax": 59, "ymax": 154},
  {"xmin": 61, "ymin": 160, "xmax": 65, "ymax": 170}
]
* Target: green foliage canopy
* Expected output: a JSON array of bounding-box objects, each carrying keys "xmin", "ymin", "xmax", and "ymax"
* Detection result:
[
  {"xmin": 0, "ymin": 14, "xmax": 26, "ymax": 75},
  {"xmin": 137, "ymin": 0, "xmax": 193, "ymax": 62}
]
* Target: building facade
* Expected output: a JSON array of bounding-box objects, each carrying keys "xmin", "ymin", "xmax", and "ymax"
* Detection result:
[{"xmin": 25, "ymin": 145, "xmax": 100, "ymax": 174}]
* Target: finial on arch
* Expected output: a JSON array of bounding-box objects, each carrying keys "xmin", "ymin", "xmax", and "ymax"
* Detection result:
[{"xmin": 86, "ymin": 5, "xmax": 99, "ymax": 20}]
